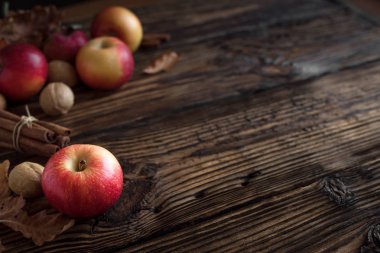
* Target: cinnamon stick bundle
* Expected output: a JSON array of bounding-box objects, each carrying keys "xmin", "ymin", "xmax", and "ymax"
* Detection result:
[{"xmin": 0, "ymin": 109, "xmax": 71, "ymax": 157}]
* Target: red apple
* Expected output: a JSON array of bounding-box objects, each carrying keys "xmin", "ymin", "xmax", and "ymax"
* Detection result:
[
  {"xmin": 76, "ymin": 36, "xmax": 134, "ymax": 90},
  {"xmin": 44, "ymin": 30, "xmax": 88, "ymax": 63},
  {"xmin": 91, "ymin": 6, "xmax": 143, "ymax": 52},
  {"xmin": 42, "ymin": 144, "xmax": 124, "ymax": 218},
  {"xmin": 0, "ymin": 43, "xmax": 47, "ymax": 101}
]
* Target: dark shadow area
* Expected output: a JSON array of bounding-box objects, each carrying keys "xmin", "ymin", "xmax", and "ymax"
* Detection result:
[{"xmin": 6, "ymin": 0, "xmax": 89, "ymax": 10}]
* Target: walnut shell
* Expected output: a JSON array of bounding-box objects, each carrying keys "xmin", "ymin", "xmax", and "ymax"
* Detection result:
[
  {"xmin": 48, "ymin": 60, "xmax": 78, "ymax": 87},
  {"xmin": 8, "ymin": 162, "xmax": 44, "ymax": 198},
  {"xmin": 39, "ymin": 82, "xmax": 75, "ymax": 116}
]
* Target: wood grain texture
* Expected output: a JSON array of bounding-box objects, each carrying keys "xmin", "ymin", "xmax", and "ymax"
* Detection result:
[
  {"xmin": 2, "ymin": 0, "xmax": 380, "ymax": 252},
  {"xmin": 51, "ymin": 0, "xmax": 380, "ymax": 137}
]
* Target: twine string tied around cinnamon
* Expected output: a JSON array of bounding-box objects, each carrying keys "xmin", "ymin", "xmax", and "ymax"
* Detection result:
[{"xmin": 12, "ymin": 105, "xmax": 37, "ymax": 152}]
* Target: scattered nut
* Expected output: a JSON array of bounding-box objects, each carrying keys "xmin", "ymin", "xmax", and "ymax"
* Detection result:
[
  {"xmin": 47, "ymin": 60, "xmax": 78, "ymax": 87},
  {"xmin": 39, "ymin": 82, "xmax": 74, "ymax": 116},
  {"xmin": 8, "ymin": 162, "xmax": 44, "ymax": 198},
  {"xmin": 0, "ymin": 93, "xmax": 6, "ymax": 110}
]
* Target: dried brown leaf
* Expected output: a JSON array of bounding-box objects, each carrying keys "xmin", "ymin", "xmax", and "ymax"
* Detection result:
[
  {"xmin": 0, "ymin": 160, "xmax": 74, "ymax": 247},
  {"xmin": 143, "ymin": 51, "xmax": 179, "ymax": 74},
  {"xmin": 0, "ymin": 5, "xmax": 63, "ymax": 48},
  {"xmin": 0, "ymin": 160, "xmax": 23, "ymax": 252},
  {"xmin": 0, "ymin": 160, "xmax": 10, "ymax": 199},
  {"xmin": 24, "ymin": 197, "xmax": 52, "ymax": 215},
  {"xmin": 0, "ymin": 160, "xmax": 25, "ymax": 220},
  {"xmin": 5, "ymin": 209, "xmax": 75, "ymax": 246},
  {"xmin": 0, "ymin": 195, "xmax": 25, "ymax": 219}
]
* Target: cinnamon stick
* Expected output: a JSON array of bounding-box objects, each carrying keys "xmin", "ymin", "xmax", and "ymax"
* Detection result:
[
  {"xmin": 0, "ymin": 117, "xmax": 57, "ymax": 143},
  {"xmin": 55, "ymin": 135, "xmax": 70, "ymax": 148},
  {"xmin": 0, "ymin": 109, "xmax": 71, "ymax": 157},
  {"xmin": 0, "ymin": 110, "xmax": 71, "ymax": 136},
  {"xmin": 0, "ymin": 109, "xmax": 20, "ymax": 122},
  {"xmin": 0, "ymin": 128, "xmax": 59, "ymax": 157},
  {"xmin": 37, "ymin": 120, "xmax": 71, "ymax": 136},
  {"xmin": 0, "ymin": 141, "xmax": 12, "ymax": 150},
  {"xmin": 0, "ymin": 109, "xmax": 60, "ymax": 137}
]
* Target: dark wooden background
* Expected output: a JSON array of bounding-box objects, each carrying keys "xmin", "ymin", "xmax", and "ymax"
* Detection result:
[
  {"xmin": 6, "ymin": 0, "xmax": 87, "ymax": 10},
  {"xmin": 2, "ymin": 0, "xmax": 380, "ymax": 252}
]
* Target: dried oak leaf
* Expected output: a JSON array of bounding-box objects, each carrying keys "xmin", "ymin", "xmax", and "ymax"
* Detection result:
[
  {"xmin": 143, "ymin": 51, "xmax": 179, "ymax": 74},
  {"xmin": 5, "ymin": 209, "xmax": 75, "ymax": 246},
  {"xmin": 0, "ymin": 160, "xmax": 24, "ymax": 253},
  {"xmin": 0, "ymin": 160, "xmax": 25, "ymax": 216},
  {"xmin": 0, "ymin": 5, "xmax": 63, "ymax": 48},
  {"xmin": 24, "ymin": 197, "xmax": 52, "ymax": 215},
  {"xmin": 0, "ymin": 160, "xmax": 10, "ymax": 199},
  {"xmin": 0, "ymin": 160, "xmax": 74, "ymax": 247},
  {"xmin": 0, "ymin": 162, "xmax": 24, "ymax": 212},
  {"xmin": 0, "ymin": 196, "xmax": 25, "ymax": 219}
]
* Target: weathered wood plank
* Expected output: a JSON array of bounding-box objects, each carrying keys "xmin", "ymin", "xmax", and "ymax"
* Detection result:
[
  {"xmin": 59, "ymin": 1, "xmax": 380, "ymax": 134},
  {"xmin": 98, "ymin": 63, "xmax": 380, "ymax": 252},
  {"xmin": 61, "ymin": 0, "xmax": 162, "ymax": 23},
  {"xmin": 121, "ymin": 172, "xmax": 377, "ymax": 253},
  {"xmin": 3, "ymin": 58, "xmax": 380, "ymax": 252},
  {"xmin": 9, "ymin": 0, "xmax": 380, "ymax": 139},
  {"xmin": 2, "ymin": 0, "xmax": 380, "ymax": 252}
]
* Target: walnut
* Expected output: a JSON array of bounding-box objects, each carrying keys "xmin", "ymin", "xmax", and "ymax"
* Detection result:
[
  {"xmin": 47, "ymin": 60, "xmax": 78, "ymax": 87},
  {"xmin": 8, "ymin": 162, "xmax": 44, "ymax": 198},
  {"xmin": 39, "ymin": 82, "xmax": 75, "ymax": 116}
]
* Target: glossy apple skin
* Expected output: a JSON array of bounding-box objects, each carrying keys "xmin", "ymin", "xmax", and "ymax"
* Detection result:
[
  {"xmin": 76, "ymin": 36, "xmax": 134, "ymax": 90},
  {"xmin": 44, "ymin": 30, "xmax": 88, "ymax": 63},
  {"xmin": 91, "ymin": 6, "xmax": 143, "ymax": 52},
  {"xmin": 0, "ymin": 44, "xmax": 47, "ymax": 101},
  {"xmin": 42, "ymin": 144, "xmax": 124, "ymax": 218}
]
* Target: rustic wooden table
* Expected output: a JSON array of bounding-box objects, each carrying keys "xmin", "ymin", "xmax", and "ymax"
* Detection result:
[{"xmin": 2, "ymin": 0, "xmax": 380, "ymax": 252}]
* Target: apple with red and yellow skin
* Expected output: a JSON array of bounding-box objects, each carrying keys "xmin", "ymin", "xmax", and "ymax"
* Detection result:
[
  {"xmin": 0, "ymin": 43, "xmax": 47, "ymax": 101},
  {"xmin": 91, "ymin": 6, "xmax": 143, "ymax": 52},
  {"xmin": 76, "ymin": 36, "xmax": 134, "ymax": 90},
  {"xmin": 41, "ymin": 144, "xmax": 124, "ymax": 218}
]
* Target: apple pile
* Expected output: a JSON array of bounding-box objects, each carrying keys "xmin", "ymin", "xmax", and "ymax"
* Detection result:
[
  {"xmin": 0, "ymin": 5, "xmax": 177, "ymax": 221},
  {"xmin": 0, "ymin": 6, "xmax": 145, "ymax": 219},
  {"xmin": 0, "ymin": 6, "xmax": 141, "ymax": 113}
]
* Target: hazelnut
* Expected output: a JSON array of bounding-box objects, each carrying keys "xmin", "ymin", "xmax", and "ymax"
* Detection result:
[
  {"xmin": 0, "ymin": 93, "xmax": 6, "ymax": 110},
  {"xmin": 48, "ymin": 60, "xmax": 78, "ymax": 87},
  {"xmin": 39, "ymin": 82, "xmax": 74, "ymax": 116},
  {"xmin": 8, "ymin": 162, "xmax": 44, "ymax": 198}
]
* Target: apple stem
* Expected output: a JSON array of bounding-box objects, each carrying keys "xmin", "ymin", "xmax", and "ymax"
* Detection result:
[{"xmin": 78, "ymin": 160, "xmax": 87, "ymax": 172}]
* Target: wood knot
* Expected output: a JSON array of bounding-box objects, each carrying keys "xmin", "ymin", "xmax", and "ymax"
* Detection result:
[
  {"xmin": 241, "ymin": 171, "xmax": 261, "ymax": 186},
  {"xmin": 96, "ymin": 159, "xmax": 158, "ymax": 224},
  {"xmin": 319, "ymin": 176, "xmax": 355, "ymax": 206},
  {"xmin": 260, "ymin": 65, "xmax": 291, "ymax": 77},
  {"xmin": 194, "ymin": 190, "xmax": 206, "ymax": 199},
  {"xmin": 361, "ymin": 224, "xmax": 380, "ymax": 253}
]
